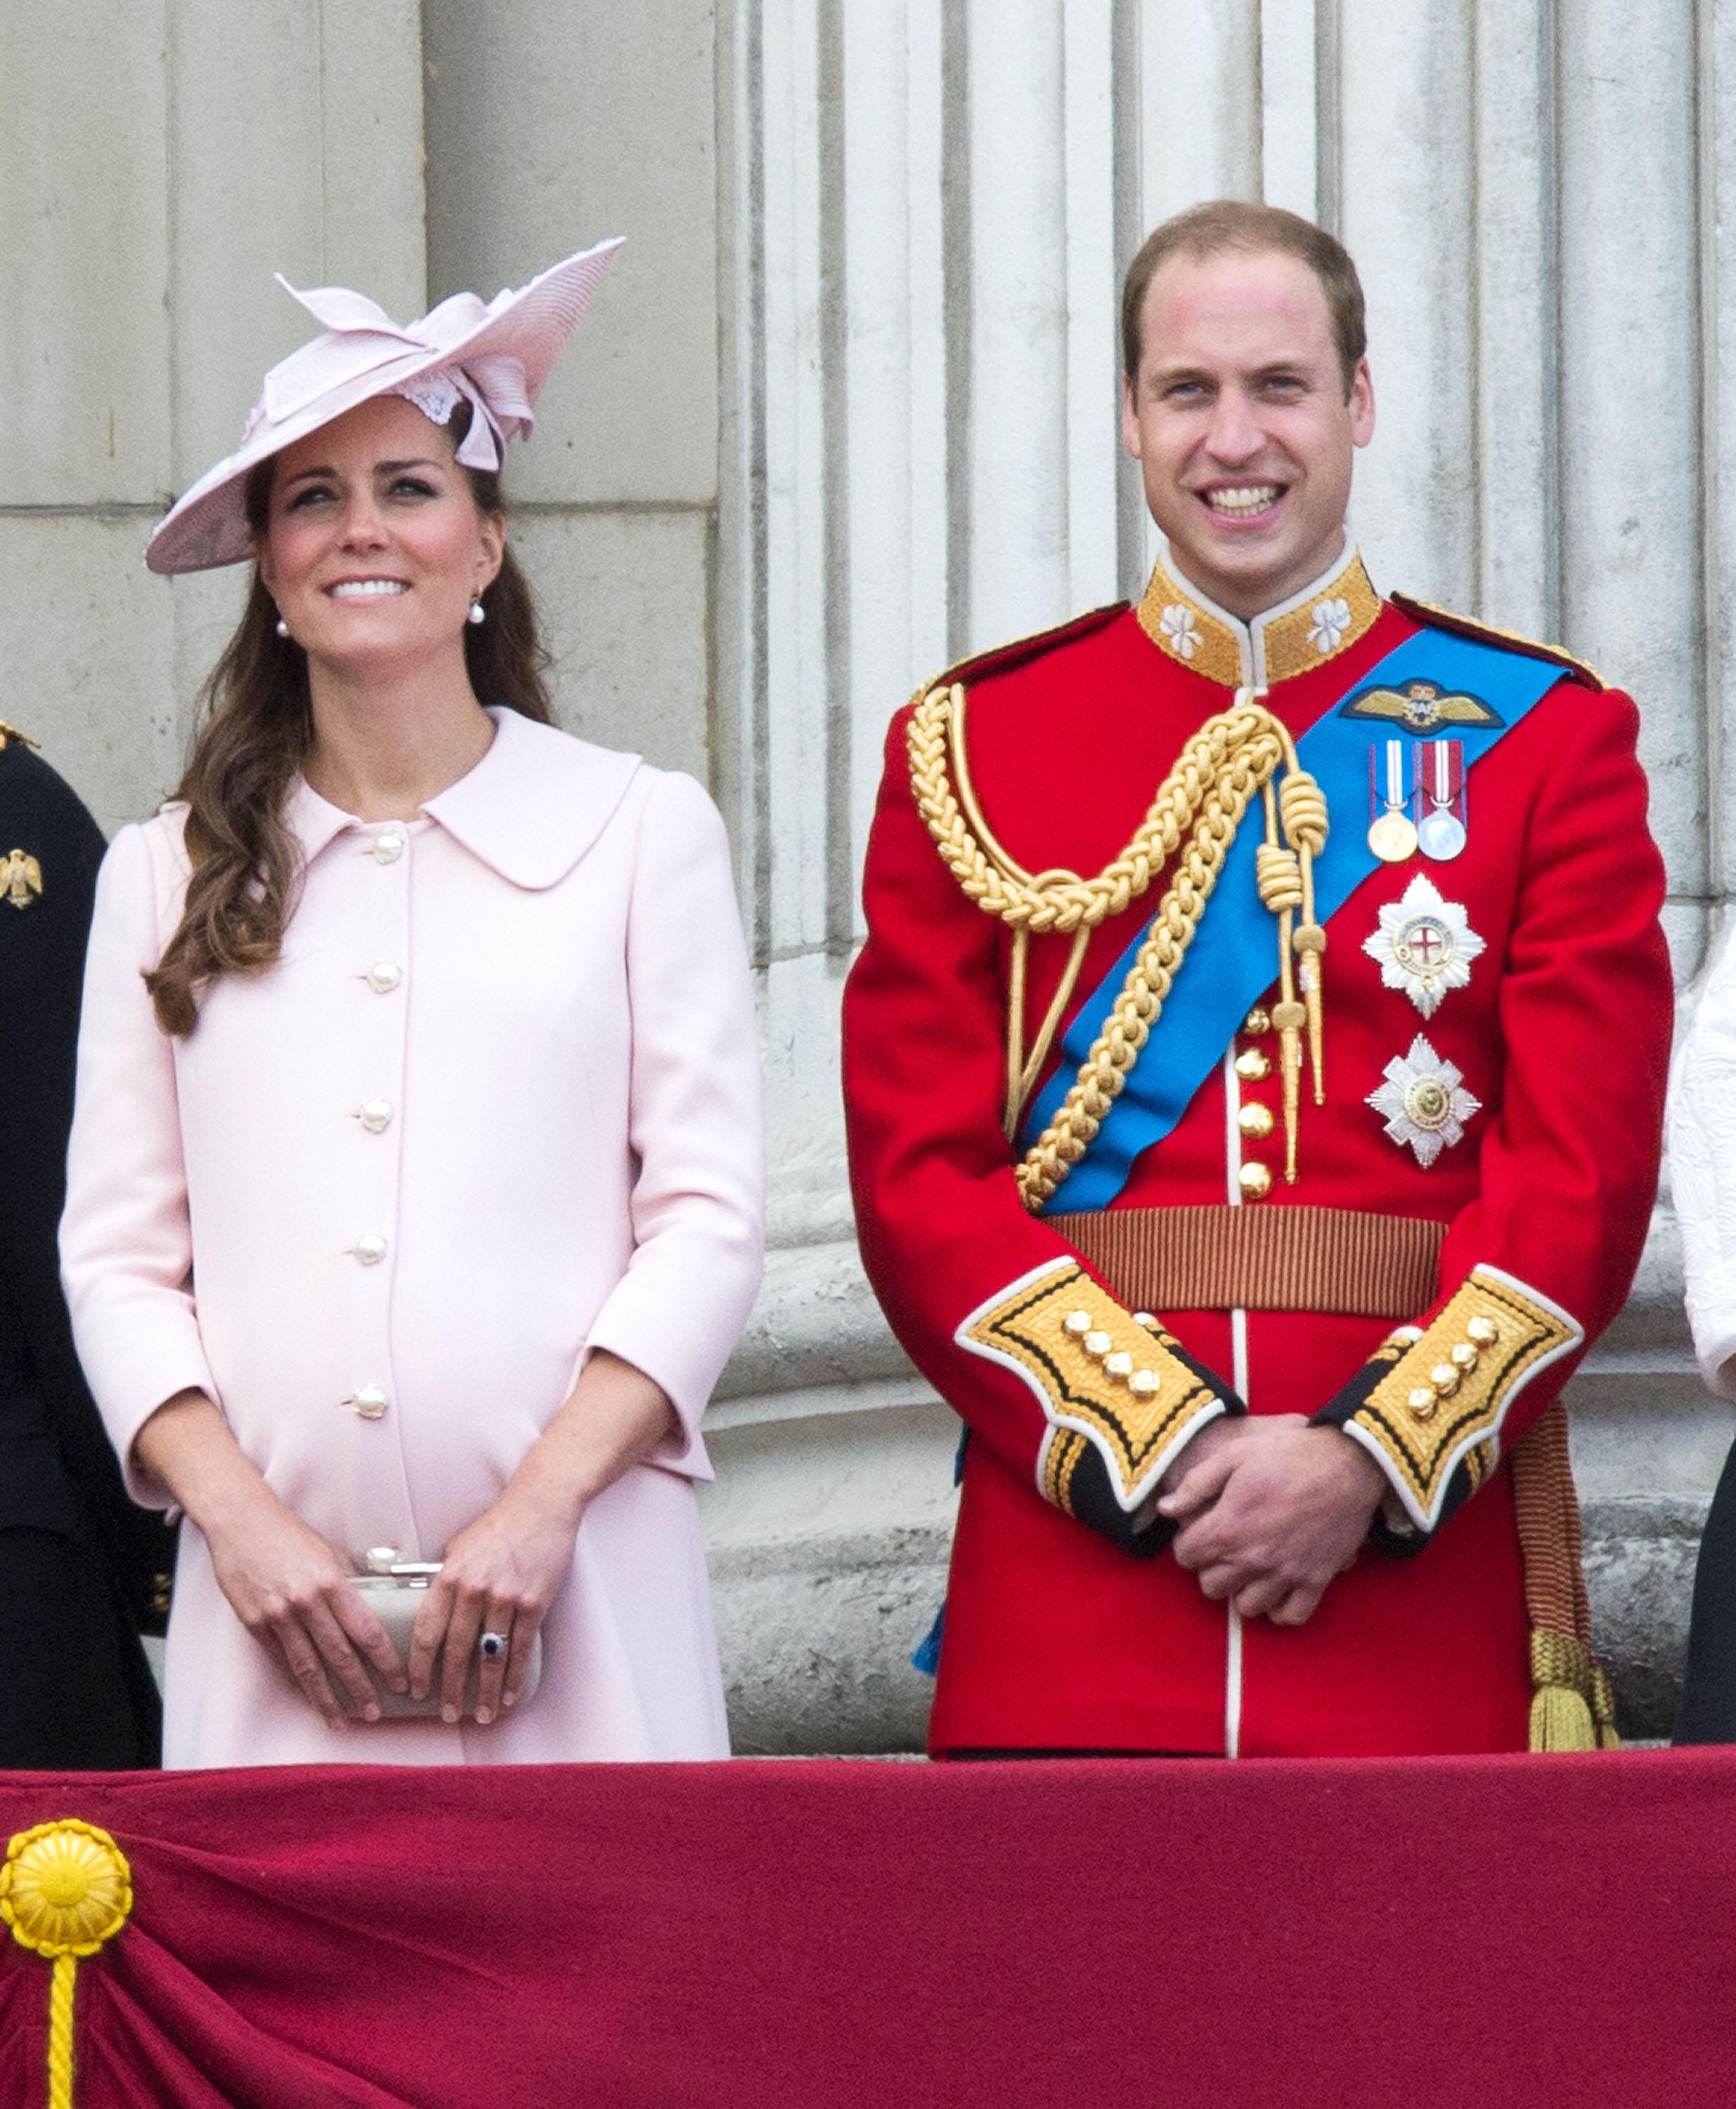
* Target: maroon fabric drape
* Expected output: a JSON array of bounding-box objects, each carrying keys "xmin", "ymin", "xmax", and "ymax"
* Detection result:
[{"xmin": 4, "ymin": 1751, "xmax": 1734, "ymax": 2108}]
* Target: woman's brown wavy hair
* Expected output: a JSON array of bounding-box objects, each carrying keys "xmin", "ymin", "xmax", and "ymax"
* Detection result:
[{"xmin": 144, "ymin": 413, "xmax": 553, "ymax": 1036}]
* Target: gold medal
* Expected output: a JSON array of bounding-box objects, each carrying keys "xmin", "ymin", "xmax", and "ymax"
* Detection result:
[
  {"xmin": 1367, "ymin": 809, "xmax": 1419, "ymax": 863},
  {"xmin": 1367, "ymin": 738, "xmax": 1417, "ymax": 863}
]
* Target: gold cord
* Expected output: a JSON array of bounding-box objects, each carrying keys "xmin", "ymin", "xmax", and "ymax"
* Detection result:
[
  {"xmin": 1004, "ymin": 927, "xmax": 1030, "ymax": 1135},
  {"xmin": 1013, "ymin": 927, "xmax": 1092, "ymax": 1128},
  {"xmin": 908, "ymin": 679, "xmax": 1330, "ymax": 1211}
]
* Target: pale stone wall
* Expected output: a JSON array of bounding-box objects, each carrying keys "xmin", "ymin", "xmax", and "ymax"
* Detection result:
[
  {"xmin": 5, "ymin": 0, "xmax": 715, "ymax": 820},
  {"xmin": 9, "ymin": 2, "xmax": 1732, "ymax": 1750}
]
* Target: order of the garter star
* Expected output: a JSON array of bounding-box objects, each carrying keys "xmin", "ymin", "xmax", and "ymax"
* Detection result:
[{"xmin": 1362, "ymin": 873, "xmax": 1485, "ymax": 1019}]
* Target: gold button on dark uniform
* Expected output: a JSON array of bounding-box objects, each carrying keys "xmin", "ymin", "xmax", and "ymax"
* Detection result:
[{"xmin": 1238, "ymin": 1163, "xmax": 1272, "ymax": 1200}]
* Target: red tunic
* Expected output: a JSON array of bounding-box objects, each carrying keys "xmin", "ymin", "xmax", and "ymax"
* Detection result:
[{"xmin": 843, "ymin": 549, "xmax": 1671, "ymax": 1757}]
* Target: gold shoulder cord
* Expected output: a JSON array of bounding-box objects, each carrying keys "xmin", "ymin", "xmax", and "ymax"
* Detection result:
[{"xmin": 907, "ymin": 680, "xmax": 1329, "ymax": 1212}]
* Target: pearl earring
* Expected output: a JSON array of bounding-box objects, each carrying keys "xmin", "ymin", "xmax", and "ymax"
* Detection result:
[
  {"xmin": 274, "ymin": 617, "xmax": 290, "ymax": 639},
  {"xmin": 467, "ymin": 599, "xmax": 486, "ymax": 626}
]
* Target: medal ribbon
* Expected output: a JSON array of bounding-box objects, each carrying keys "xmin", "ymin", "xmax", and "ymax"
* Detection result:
[
  {"xmin": 1019, "ymin": 629, "xmax": 1569, "ymax": 1211},
  {"xmin": 1427, "ymin": 738, "xmax": 1464, "ymax": 809}
]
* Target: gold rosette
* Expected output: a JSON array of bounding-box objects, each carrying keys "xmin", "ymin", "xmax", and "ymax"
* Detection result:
[
  {"xmin": 4, "ymin": 1820, "xmax": 133, "ymax": 1957},
  {"xmin": 3, "ymin": 1820, "xmax": 134, "ymax": 2109}
]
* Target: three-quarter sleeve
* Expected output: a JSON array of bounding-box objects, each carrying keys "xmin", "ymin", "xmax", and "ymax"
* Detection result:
[
  {"xmin": 580, "ymin": 770, "xmax": 765, "ymax": 1462},
  {"xmin": 59, "ymin": 820, "xmax": 218, "ymax": 1504},
  {"xmin": 1671, "ymin": 933, "xmax": 1736, "ymax": 1397}
]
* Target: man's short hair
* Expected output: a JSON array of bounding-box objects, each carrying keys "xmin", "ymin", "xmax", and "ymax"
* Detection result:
[{"xmin": 1121, "ymin": 200, "xmax": 1368, "ymax": 396}]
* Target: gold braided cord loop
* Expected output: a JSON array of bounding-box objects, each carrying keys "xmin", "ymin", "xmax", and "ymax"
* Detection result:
[
  {"xmin": 906, "ymin": 678, "xmax": 1331, "ymax": 1211},
  {"xmin": 902, "ymin": 675, "xmax": 1341, "ymax": 1206},
  {"xmin": 911, "ymin": 681, "xmax": 1259, "ymax": 935},
  {"xmin": 1016, "ymin": 731, "xmax": 1286, "ymax": 1210}
]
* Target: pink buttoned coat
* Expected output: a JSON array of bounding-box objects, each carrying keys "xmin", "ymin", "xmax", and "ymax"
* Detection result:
[{"xmin": 61, "ymin": 708, "xmax": 763, "ymax": 1768}]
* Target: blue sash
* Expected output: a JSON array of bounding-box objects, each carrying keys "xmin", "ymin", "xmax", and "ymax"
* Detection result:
[{"xmin": 1018, "ymin": 630, "xmax": 1567, "ymax": 1213}]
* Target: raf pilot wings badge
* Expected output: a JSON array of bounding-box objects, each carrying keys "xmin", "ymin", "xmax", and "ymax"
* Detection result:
[
  {"xmin": 1340, "ymin": 678, "xmax": 1505, "ymax": 735},
  {"xmin": 3, "ymin": 849, "xmax": 42, "ymax": 909}
]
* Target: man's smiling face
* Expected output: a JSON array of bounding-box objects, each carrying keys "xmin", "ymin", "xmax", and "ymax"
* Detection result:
[{"xmin": 1121, "ymin": 245, "xmax": 1375, "ymax": 622}]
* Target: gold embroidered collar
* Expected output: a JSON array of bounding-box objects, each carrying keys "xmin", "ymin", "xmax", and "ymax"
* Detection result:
[{"xmin": 1136, "ymin": 540, "xmax": 1382, "ymax": 690}]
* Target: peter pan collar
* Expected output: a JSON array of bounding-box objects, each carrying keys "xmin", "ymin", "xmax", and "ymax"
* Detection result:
[
  {"xmin": 287, "ymin": 707, "xmax": 643, "ymax": 890},
  {"xmin": 427, "ymin": 709, "xmax": 642, "ymax": 888},
  {"xmin": 1135, "ymin": 536, "xmax": 1382, "ymax": 690}
]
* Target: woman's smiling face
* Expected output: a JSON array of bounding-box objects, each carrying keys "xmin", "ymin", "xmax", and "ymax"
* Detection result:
[{"xmin": 255, "ymin": 393, "xmax": 504, "ymax": 680}]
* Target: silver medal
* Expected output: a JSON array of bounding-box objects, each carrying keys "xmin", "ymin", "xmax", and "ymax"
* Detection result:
[
  {"xmin": 1417, "ymin": 806, "xmax": 1467, "ymax": 860},
  {"xmin": 1418, "ymin": 739, "xmax": 1468, "ymax": 862}
]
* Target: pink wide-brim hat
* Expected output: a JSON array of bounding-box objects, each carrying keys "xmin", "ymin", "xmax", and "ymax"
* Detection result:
[{"xmin": 146, "ymin": 237, "xmax": 624, "ymax": 576}]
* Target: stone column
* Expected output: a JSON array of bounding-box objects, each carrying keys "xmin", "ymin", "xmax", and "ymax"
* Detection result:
[{"xmin": 420, "ymin": 0, "xmax": 718, "ymax": 779}]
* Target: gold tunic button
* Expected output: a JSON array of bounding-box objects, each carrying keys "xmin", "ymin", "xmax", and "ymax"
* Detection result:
[
  {"xmin": 349, "ymin": 1385, "xmax": 389, "ymax": 1421},
  {"xmin": 1238, "ymin": 1103, "xmax": 1275, "ymax": 1140},
  {"xmin": 1430, "ymin": 1363, "xmax": 1459, "ymax": 1396},
  {"xmin": 1450, "ymin": 1342, "xmax": 1479, "ymax": 1372},
  {"xmin": 1238, "ymin": 1163, "xmax": 1273, "ymax": 1200},
  {"xmin": 1063, "ymin": 1310, "xmax": 1094, "ymax": 1337},
  {"xmin": 1128, "ymin": 1369, "xmax": 1160, "ymax": 1397},
  {"xmin": 1235, "ymin": 1049, "xmax": 1272, "ymax": 1081},
  {"xmin": 1132, "ymin": 1312, "xmax": 1159, "ymax": 1331},
  {"xmin": 1406, "ymin": 1386, "xmax": 1439, "ymax": 1421},
  {"xmin": 1103, "ymin": 1350, "xmax": 1134, "ymax": 1379},
  {"xmin": 1242, "ymin": 1006, "xmax": 1271, "ymax": 1038},
  {"xmin": 1467, "ymin": 1315, "xmax": 1501, "ymax": 1347},
  {"xmin": 1082, "ymin": 1330, "xmax": 1113, "ymax": 1358}
]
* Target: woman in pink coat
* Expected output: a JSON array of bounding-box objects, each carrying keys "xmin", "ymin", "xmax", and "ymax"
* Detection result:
[{"xmin": 60, "ymin": 245, "xmax": 764, "ymax": 1768}]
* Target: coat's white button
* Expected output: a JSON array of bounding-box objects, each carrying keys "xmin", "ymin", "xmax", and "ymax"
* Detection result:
[
  {"xmin": 349, "ymin": 1385, "xmax": 389, "ymax": 1420},
  {"xmin": 371, "ymin": 831, "xmax": 406, "ymax": 864},
  {"xmin": 354, "ymin": 1232, "xmax": 388, "ymax": 1265},
  {"xmin": 365, "ymin": 961, "xmax": 402, "ymax": 994},
  {"xmin": 358, "ymin": 1098, "xmax": 392, "ymax": 1133}
]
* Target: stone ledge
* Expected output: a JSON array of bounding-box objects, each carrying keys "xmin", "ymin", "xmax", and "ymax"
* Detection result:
[
  {"xmin": 709, "ymin": 1528, "xmax": 949, "ymax": 1757},
  {"xmin": 1583, "ymin": 1495, "xmax": 1705, "ymax": 1741}
]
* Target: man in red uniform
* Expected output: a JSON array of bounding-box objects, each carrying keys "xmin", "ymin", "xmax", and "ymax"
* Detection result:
[{"xmin": 843, "ymin": 200, "xmax": 1672, "ymax": 1758}]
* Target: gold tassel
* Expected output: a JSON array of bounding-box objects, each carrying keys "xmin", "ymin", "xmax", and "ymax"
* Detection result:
[
  {"xmin": 1527, "ymin": 1627, "xmax": 1598, "ymax": 1753},
  {"xmin": 1512, "ymin": 1406, "xmax": 1620, "ymax": 1754},
  {"xmin": 1591, "ymin": 1663, "xmax": 1622, "ymax": 1752},
  {"xmin": 1529, "ymin": 1680, "xmax": 1598, "ymax": 1753}
]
